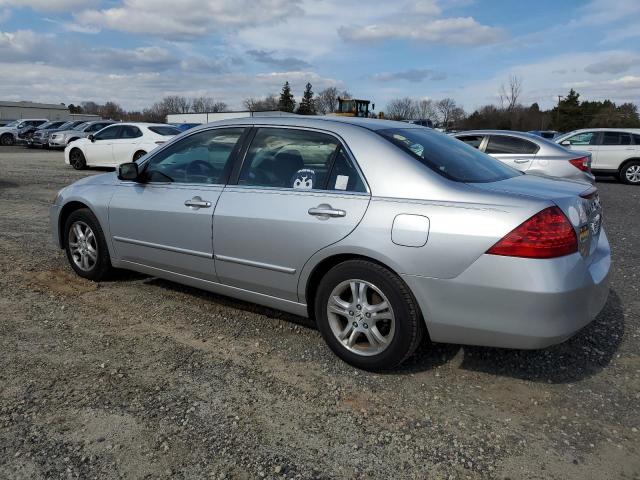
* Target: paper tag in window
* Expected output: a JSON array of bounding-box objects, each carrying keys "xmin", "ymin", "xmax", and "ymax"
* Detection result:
[{"xmin": 335, "ymin": 175, "xmax": 349, "ymax": 190}]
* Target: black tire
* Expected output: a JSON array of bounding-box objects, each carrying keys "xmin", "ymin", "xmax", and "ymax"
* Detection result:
[
  {"xmin": 0, "ymin": 133, "xmax": 14, "ymax": 146},
  {"xmin": 619, "ymin": 160, "xmax": 640, "ymax": 185},
  {"xmin": 314, "ymin": 259, "xmax": 424, "ymax": 371},
  {"xmin": 63, "ymin": 208, "xmax": 112, "ymax": 281},
  {"xmin": 132, "ymin": 150, "xmax": 146, "ymax": 161},
  {"xmin": 69, "ymin": 148, "xmax": 86, "ymax": 170}
]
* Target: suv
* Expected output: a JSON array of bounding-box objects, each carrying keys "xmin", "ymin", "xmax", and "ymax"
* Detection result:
[
  {"xmin": 0, "ymin": 119, "xmax": 48, "ymax": 146},
  {"xmin": 555, "ymin": 128, "xmax": 640, "ymax": 185},
  {"xmin": 49, "ymin": 120, "xmax": 115, "ymax": 148},
  {"xmin": 28, "ymin": 120, "xmax": 87, "ymax": 148}
]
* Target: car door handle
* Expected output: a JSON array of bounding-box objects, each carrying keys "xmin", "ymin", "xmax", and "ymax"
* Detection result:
[
  {"xmin": 513, "ymin": 158, "xmax": 529, "ymax": 163},
  {"xmin": 308, "ymin": 206, "xmax": 346, "ymax": 218},
  {"xmin": 184, "ymin": 197, "xmax": 211, "ymax": 208}
]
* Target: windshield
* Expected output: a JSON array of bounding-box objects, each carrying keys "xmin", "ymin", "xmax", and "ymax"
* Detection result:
[
  {"xmin": 73, "ymin": 122, "xmax": 89, "ymax": 131},
  {"xmin": 36, "ymin": 122, "xmax": 54, "ymax": 130},
  {"xmin": 378, "ymin": 128, "xmax": 520, "ymax": 183},
  {"xmin": 3, "ymin": 120, "xmax": 20, "ymax": 128},
  {"xmin": 54, "ymin": 122, "xmax": 73, "ymax": 130}
]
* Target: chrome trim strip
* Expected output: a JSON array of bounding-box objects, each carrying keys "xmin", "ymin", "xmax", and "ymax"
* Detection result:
[
  {"xmin": 214, "ymin": 254, "xmax": 296, "ymax": 274},
  {"xmin": 113, "ymin": 236, "xmax": 212, "ymax": 259}
]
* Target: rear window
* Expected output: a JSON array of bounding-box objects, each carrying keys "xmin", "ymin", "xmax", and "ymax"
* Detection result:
[
  {"xmin": 378, "ymin": 128, "xmax": 519, "ymax": 183},
  {"xmin": 149, "ymin": 126, "xmax": 181, "ymax": 136},
  {"xmin": 485, "ymin": 135, "xmax": 539, "ymax": 154}
]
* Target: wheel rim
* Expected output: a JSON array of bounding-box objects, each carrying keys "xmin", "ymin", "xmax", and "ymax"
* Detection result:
[
  {"xmin": 71, "ymin": 151, "xmax": 83, "ymax": 168},
  {"xmin": 327, "ymin": 279, "xmax": 395, "ymax": 356},
  {"xmin": 68, "ymin": 221, "xmax": 98, "ymax": 271},
  {"xmin": 626, "ymin": 165, "xmax": 640, "ymax": 183}
]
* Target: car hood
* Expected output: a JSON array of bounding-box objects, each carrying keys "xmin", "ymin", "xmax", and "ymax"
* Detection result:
[
  {"xmin": 70, "ymin": 171, "xmax": 116, "ymax": 187},
  {"xmin": 0, "ymin": 127, "xmax": 15, "ymax": 134}
]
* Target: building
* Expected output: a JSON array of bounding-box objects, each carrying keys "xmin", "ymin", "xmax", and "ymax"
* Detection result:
[
  {"xmin": 0, "ymin": 101, "xmax": 101, "ymax": 123},
  {"xmin": 166, "ymin": 110, "xmax": 295, "ymax": 124}
]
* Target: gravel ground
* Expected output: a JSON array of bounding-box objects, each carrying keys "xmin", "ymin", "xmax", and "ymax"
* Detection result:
[{"xmin": 0, "ymin": 146, "xmax": 638, "ymax": 480}]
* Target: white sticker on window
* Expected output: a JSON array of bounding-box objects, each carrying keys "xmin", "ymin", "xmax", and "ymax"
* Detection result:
[{"xmin": 335, "ymin": 175, "xmax": 349, "ymax": 190}]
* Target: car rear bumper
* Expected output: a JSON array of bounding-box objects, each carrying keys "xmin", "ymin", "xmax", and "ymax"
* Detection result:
[{"xmin": 402, "ymin": 229, "xmax": 611, "ymax": 349}]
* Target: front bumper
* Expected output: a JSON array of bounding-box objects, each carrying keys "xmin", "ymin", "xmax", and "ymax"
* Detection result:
[
  {"xmin": 48, "ymin": 137, "xmax": 67, "ymax": 147},
  {"xmin": 403, "ymin": 229, "xmax": 611, "ymax": 349}
]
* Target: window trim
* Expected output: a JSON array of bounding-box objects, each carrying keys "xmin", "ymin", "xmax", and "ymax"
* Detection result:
[
  {"xmin": 485, "ymin": 134, "xmax": 540, "ymax": 155},
  {"xmin": 228, "ymin": 125, "xmax": 370, "ymax": 195},
  {"xmin": 136, "ymin": 125, "xmax": 250, "ymax": 187}
]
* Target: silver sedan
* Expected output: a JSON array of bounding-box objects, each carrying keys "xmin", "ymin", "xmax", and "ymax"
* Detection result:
[
  {"xmin": 453, "ymin": 130, "xmax": 595, "ymax": 184},
  {"xmin": 50, "ymin": 117, "xmax": 610, "ymax": 370}
]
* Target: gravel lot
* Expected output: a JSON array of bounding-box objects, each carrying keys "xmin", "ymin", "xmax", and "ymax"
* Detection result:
[{"xmin": 0, "ymin": 146, "xmax": 638, "ymax": 479}]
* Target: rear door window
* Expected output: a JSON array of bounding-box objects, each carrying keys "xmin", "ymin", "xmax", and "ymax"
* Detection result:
[
  {"xmin": 148, "ymin": 126, "xmax": 181, "ymax": 136},
  {"xmin": 120, "ymin": 126, "xmax": 143, "ymax": 139},
  {"xmin": 485, "ymin": 135, "xmax": 539, "ymax": 154},
  {"xmin": 565, "ymin": 132, "xmax": 598, "ymax": 145},
  {"xmin": 456, "ymin": 135, "xmax": 484, "ymax": 149}
]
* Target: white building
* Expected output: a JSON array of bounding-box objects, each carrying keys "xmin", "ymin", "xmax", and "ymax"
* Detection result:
[{"xmin": 0, "ymin": 101, "xmax": 102, "ymax": 123}]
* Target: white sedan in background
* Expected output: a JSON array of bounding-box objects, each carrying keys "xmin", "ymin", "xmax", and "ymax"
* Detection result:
[{"xmin": 65, "ymin": 123, "xmax": 181, "ymax": 169}]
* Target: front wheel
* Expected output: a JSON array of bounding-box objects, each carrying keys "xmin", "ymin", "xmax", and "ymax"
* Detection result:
[
  {"xmin": 314, "ymin": 260, "xmax": 424, "ymax": 371},
  {"xmin": 0, "ymin": 133, "xmax": 14, "ymax": 146},
  {"xmin": 64, "ymin": 208, "xmax": 112, "ymax": 281},
  {"xmin": 620, "ymin": 161, "xmax": 640, "ymax": 185},
  {"xmin": 69, "ymin": 148, "xmax": 86, "ymax": 170}
]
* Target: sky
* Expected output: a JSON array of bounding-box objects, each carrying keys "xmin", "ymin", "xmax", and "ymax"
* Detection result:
[{"xmin": 0, "ymin": 0, "xmax": 639, "ymax": 114}]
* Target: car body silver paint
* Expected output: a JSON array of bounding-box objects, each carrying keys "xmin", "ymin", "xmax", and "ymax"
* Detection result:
[{"xmin": 51, "ymin": 116, "xmax": 610, "ymax": 350}]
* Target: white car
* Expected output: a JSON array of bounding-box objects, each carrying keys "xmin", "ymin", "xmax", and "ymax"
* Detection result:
[
  {"xmin": 64, "ymin": 123, "xmax": 181, "ymax": 169},
  {"xmin": 555, "ymin": 128, "xmax": 640, "ymax": 185}
]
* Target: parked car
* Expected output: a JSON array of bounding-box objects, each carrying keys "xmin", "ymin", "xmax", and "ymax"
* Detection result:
[
  {"xmin": 64, "ymin": 123, "xmax": 180, "ymax": 169},
  {"xmin": 19, "ymin": 120, "xmax": 68, "ymax": 143},
  {"xmin": 555, "ymin": 128, "xmax": 640, "ymax": 185},
  {"xmin": 50, "ymin": 117, "xmax": 609, "ymax": 370},
  {"xmin": 49, "ymin": 120, "xmax": 115, "ymax": 148},
  {"xmin": 28, "ymin": 120, "xmax": 87, "ymax": 148},
  {"xmin": 0, "ymin": 119, "xmax": 48, "ymax": 146},
  {"xmin": 453, "ymin": 130, "xmax": 594, "ymax": 183},
  {"xmin": 528, "ymin": 130, "xmax": 559, "ymax": 139}
]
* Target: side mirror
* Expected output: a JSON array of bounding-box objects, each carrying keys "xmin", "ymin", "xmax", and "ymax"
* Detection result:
[
  {"xmin": 118, "ymin": 162, "xmax": 139, "ymax": 181},
  {"xmin": 561, "ymin": 140, "xmax": 570, "ymax": 146},
  {"xmin": 88, "ymin": 134, "xmax": 95, "ymax": 142}
]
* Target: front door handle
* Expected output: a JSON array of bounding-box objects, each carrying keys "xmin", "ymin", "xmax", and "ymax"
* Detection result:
[
  {"xmin": 184, "ymin": 196, "xmax": 211, "ymax": 208},
  {"xmin": 513, "ymin": 158, "xmax": 529, "ymax": 164},
  {"xmin": 308, "ymin": 205, "xmax": 346, "ymax": 218}
]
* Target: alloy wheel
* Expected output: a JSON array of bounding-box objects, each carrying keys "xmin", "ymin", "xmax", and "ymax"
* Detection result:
[
  {"xmin": 326, "ymin": 279, "xmax": 396, "ymax": 356},
  {"xmin": 625, "ymin": 165, "xmax": 640, "ymax": 184},
  {"xmin": 68, "ymin": 221, "xmax": 98, "ymax": 271}
]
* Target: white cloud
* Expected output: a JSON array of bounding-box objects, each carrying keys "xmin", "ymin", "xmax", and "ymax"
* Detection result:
[
  {"xmin": 373, "ymin": 69, "xmax": 446, "ymax": 83},
  {"xmin": 585, "ymin": 54, "xmax": 640, "ymax": 75},
  {"xmin": 75, "ymin": 0, "xmax": 303, "ymax": 38},
  {"xmin": 0, "ymin": 0, "xmax": 97, "ymax": 11}
]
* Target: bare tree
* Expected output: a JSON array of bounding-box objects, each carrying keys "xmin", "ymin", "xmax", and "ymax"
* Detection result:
[
  {"xmin": 160, "ymin": 95, "xmax": 191, "ymax": 114},
  {"xmin": 499, "ymin": 75, "xmax": 522, "ymax": 111},
  {"xmin": 416, "ymin": 99, "xmax": 437, "ymax": 121},
  {"xmin": 192, "ymin": 96, "xmax": 228, "ymax": 113},
  {"xmin": 436, "ymin": 98, "xmax": 465, "ymax": 129},
  {"xmin": 316, "ymin": 87, "xmax": 340, "ymax": 114},
  {"xmin": 244, "ymin": 94, "xmax": 279, "ymax": 112},
  {"xmin": 385, "ymin": 97, "xmax": 418, "ymax": 120}
]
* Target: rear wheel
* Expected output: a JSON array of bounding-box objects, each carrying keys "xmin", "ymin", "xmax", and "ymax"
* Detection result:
[
  {"xmin": 620, "ymin": 160, "xmax": 640, "ymax": 185},
  {"xmin": 314, "ymin": 260, "xmax": 424, "ymax": 370},
  {"xmin": 69, "ymin": 148, "xmax": 86, "ymax": 170},
  {"xmin": 64, "ymin": 209, "xmax": 112, "ymax": 281},
  {"xmin": 0, "ymin": 133, "xmax": 14, "ymax": 146}
]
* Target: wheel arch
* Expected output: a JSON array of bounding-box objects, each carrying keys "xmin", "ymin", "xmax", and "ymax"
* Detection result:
[
  {"xmin": 132, "ymin": 150, "xmax": 147, "ymax": 161},
  {"xmin": 619, "ymin": 157, "xmax": 640, "ymax": 172},
  {"xmin": 57, "ymin": 201, "xmax": 94, "ymax": 247}
]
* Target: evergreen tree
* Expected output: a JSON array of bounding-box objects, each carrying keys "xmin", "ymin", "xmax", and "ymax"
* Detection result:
[
  {"xmin": 278, "ymin": 81, "xmax": 296, "ymax": 113},
  {"xmin": 297, "ymin": 83, "xmax": 316, "ymax": 115}
]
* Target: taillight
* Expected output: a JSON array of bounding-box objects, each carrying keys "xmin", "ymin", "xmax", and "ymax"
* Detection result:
[
  {"xmin": 569, "ymin": 156, "xmax": 590, "ymax": 172},
  {"xmin": 487, "ymin": 206, "xmax": 577, "ymax": 259}
]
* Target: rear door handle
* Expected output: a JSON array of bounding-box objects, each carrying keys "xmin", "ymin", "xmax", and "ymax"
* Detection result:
[
  {"xmin": 184, "ymin": 196, "xmax": 211, "ymax": 208},
  {"xmin": 513, "ymin": 158, "xmax": 529, "ymax": 164},
  {"xmin": 308, "ymin": 206, "xmax": 346, "ymax": 218}
]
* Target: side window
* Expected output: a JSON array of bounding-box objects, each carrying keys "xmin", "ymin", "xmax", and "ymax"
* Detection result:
[
  {"xmin": 456, "ymin": 135, "xmax": 484, "ymax": 149},
  {"xmin": 120, "ymin": 126, "xmax": 142, "ymax": 139},
  {"xmin": 143, "ymin": 127, "xmax": 244, "ymax": 184},
  {"xmin": 485, "ymin": 136, "xmax": 539, "ymax": 154},
  {"xmin": 601, "ymin": 132, "xmax": 621, "ymax": 145},
  {"xmin": 633, "ymin": 134, "xmax": 640, "ymax": 145},
  {"xmin": 620, "ymin": 133, "xmax": 631, "ymax": 145},
  {"xmin": 238, "ymin": 128, "xmax": 339, "ymax": 189},
  {"xmin": 566, "ymin": 132, "xmax": 597, "ymax": 145},
  {"xmin": 93, "ymin": 125, "xmax": 121, "ymax": 140},
  {"xmin": 327, "ymin": 148, "xmax": 367, "ymax": 193}
]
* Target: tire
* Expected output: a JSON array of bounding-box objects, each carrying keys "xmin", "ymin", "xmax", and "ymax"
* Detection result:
[
  {"xmin": 314, "ymin": 259, "xmax": 424, "ymax": 371},
  {"xmin": 620, "ymin": 160, "xmax": 640, "ymax": 185},
  {"xmin": 132, "ymin": 150, "xmax": 146, "ymax": 161},
  {"xmin": 0, "ymin": 133, "xmax": 14, "ymax": 146},
  {"xmin": 69, "ymin": 148, "xmax": 86, "ymax": 170},
  {"xmin": 63, "ymin": 208, "xmax": 112, "ymax": 281}
]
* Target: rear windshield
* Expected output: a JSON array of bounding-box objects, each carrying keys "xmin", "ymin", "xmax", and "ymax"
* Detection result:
[
  {"xmin": 378, "ymin": 128, "xmax": 520, "ymax": 183},
  {"xmin": 149, "ymin": 126, "xmax": 181, "ymax": 136}
]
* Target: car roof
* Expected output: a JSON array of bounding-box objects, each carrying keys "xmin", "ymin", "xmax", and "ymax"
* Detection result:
[{"xmin": 560, "ymin": 128, "xmax": 640, "ymax": 133}]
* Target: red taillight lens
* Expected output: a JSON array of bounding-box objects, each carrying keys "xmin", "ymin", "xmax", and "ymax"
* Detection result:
[
  {"xmin": 487, "ymin": 206, "xmax": 577, "ymax": 259},
  {"xmin": 569, "ymin": 156, "xmax": 591, "ymax": 172}
]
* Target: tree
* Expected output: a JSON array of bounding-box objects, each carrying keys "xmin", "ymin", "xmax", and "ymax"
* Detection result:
[
  {"xmin": 99, "ymin": 101, "xmax": 124, "ymax": 120},
  {"xmin": 244, "ymin": 94, "xmax": 279, "ymax": 112},
  {"xmin": 192, "ymin": 96, "xmax": 227, "ymax": 113},
  {"xmin": 385, "ymin": 97, "xmax": 418, "ymax": 120},
  {"xmin": 278, "ymin": 81, "xmax": 296, "ymax": 112},
  {"xmin": 316, "ymin": 86, "xmax": 339, "ymax": 114},
  {"xmin": 416, "ymin": 99, "xmax": 437, "ymax": 121},
  {"xmin": 297, "ymin": 83, "xmax": 316, "ymax": 115},
  {"xmin": 81, "ymin": 101, "xmax": 100, "ymax": 115},
  {"xmin": 436, "ymin": 98, "xmax": 465, "ymax": 129},
  {"xmin": 68, "ymin": 104, "xmax": 83, "ymax": 114},
  {"xmin": 499, "ymin": 75, "xmax": 522, "ymax": 111},
  {"xmin": 161, "ymin": 95, "xmax": 191, "ymax": 114}
]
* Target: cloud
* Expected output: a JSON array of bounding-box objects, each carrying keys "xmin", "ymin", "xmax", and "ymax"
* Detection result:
[
  {"xmin": 373, "ymin": 69, "xmax": 446, "ymax": 83},
  {"xmin": 247, "ymin": 49, "xmax": 311, "ymax": 70},
  {"xmin": 75, "ymin": 0, "xmax": 303, "ymax": 38},
  {"xmin": 0, "ymin": 30, "xmax": 52, "ymax": 62},
  {"xmin": 339, "ymin": 17, "xmax": 504, "ymax": 46},
  {"xmin": 0, "ymin": 0, "xmax": 97, "ymax": 11},
  {"xmin": 0, "ymin": 8, "xmax": 10, "ymax": 22},
  {"xmin": 585, "ymin": 55, "xmax": 638, "ymax": 75}
]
